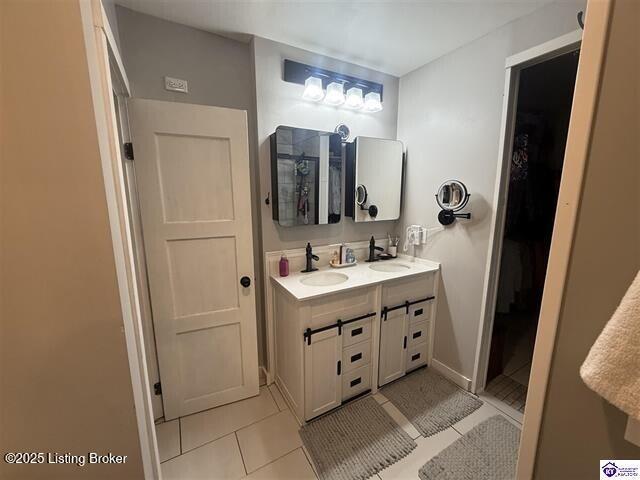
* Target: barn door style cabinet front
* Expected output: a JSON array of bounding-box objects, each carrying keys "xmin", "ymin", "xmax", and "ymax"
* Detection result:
[{"xmin": 272, "ymin": 259, "xmax": 439, "ymax": 423}]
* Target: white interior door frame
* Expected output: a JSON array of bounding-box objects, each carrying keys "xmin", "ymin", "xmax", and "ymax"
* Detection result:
[
  {"xmin": 79, "ymin": 0, "xmax": 160, "ymax": 478},
  {"xmin": 472, "ymin": 29, "xmax": 583, "ymax": 395}
]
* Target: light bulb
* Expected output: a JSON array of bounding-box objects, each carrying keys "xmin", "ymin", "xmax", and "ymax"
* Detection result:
[
  {"xmin": 324, "ymin": 82, "xmax": 345, "ymax": 106},
  {"xmin": 345, "ymin": 87, "xmax": 364, "ymax": 109},
  {"xmin": 302, "ymin": 76, "xmax": 324, "ymax": 102},
  {"xmin": 363, "ymin": 91, "xmax": 383, "ymax": 113}
]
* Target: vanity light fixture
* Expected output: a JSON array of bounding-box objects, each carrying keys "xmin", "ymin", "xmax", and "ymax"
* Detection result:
[
  {"xmin": 324, "ymin": 82, "xmax": 345, "ymax": 106},
  {"xmin": 345, "ymin": 87, "xmax": 364, "ymax": 109},
  {"xmin": 284, "ymin": 60, "xmax": 384, "ymax": 113},
  {"xmin": 302, "ymin": 76, "xmax": 324, "ymax": 102},
  {"xmin": 363, "ymin": 92, "xmax": 383, "ymax": 113}
]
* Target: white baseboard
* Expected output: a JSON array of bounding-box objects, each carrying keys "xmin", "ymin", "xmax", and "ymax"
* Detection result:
[
  {"xmin": 431, "ymin": 359, "xmax": 472, "ymax": 390},
  {"xmin": 259, "ymin": 365, "xmax": 272, "ymax": 386}
]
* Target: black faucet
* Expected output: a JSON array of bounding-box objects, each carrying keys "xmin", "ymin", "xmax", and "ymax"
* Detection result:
[
  {"xmin": 366, "ymin": 236, "xmax": 384, "ymax": 262},
  {"xmin": 301, "ymin": 242, "xmax": 319, "ymax": 273}
]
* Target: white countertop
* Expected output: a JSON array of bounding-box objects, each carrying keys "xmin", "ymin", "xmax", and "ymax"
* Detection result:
[{"xmin": 271, "ymin": 255, "xmax": 440, "ymax": 301}]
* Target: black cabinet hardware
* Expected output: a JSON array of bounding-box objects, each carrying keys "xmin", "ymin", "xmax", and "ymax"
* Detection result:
[
  {"xmin": 412, "ymin": 353, "xmax": 421, "ymax": 361},
  {"xmin": 381, "ymin": 296, "xmax": 435, "ymax": 318},
  {"xmin": 413, "ymin": 331, "xmax": 422, "ymax": 339},
  {"xmin": 414, "ymin": 308, "xmax": 423, "ymax": 316},
  {"xmin": 351, "ymin": 327, "xmax": 363, "ymax": 337},
  {"xmin": 403, "ymin": 336, "xmax": 407, "ymax": 349},
  {"xmin": 337, "ymin": 361, "xmax": 342, "ymax": 375},
  {"xmin": 351, "ymin": 352, "xmax": 362, "ymax": 363},
  {"xmin": 303, "ymin": 312, "xmax": 375, "ymax": 345},
  {"xmin": 350, "ymin": 377, "xmax": 362, "ymax": 387}
]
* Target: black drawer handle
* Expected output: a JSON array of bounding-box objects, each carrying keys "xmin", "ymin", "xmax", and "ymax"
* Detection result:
[
  {"xmin": 350, "ymin": 377, "xmax": 362, "ymax": 387},
  {"xmin": 337, "ymin": 361, "xmax": 341, "ymax": 375},
  {"xmin": 414, "ymin": 308, "xmax": 423, "ymax": 316},
  {"xmin": 413, "ymin": 331, "xmax": 422, "ymax": 339},
  {"xmin": 351, "ymin": 352, "xmax": 362, "ymax": 363},
  {"xmin": 412, "ymin": 353, "xmax": 421, "ymax": 361},
  {"xmin": 351, "ymin": 327, "xmax": 363, "ymax": 337},
  {"xmin": 403, "ymin": 336, "xmax": 407, "ymax": 349}
]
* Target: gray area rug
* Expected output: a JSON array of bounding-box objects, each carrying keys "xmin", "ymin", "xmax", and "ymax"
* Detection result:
[
  {"xmin": 418, "ymin": 415, "xmax": 521, "ymax": 480},
  {"xmin": 300, "ymin": 396, "xmax": 416, "ymax": 480},
  {"xmin": 381, "ymin": 368, "xmax": 482, "ymax": 437}
]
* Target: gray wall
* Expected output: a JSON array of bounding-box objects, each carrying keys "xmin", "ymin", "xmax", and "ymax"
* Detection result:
[
  {"xmin": 252, "ymin": 37, "xmax": 400, "ymax": 253},
  {"xmin": 534, "ymin": 0, "xmax": 640, "ymax": 475},
  {"xmin": 396, "ymin": 1, "xmax": 585, "ymax": 381},
  {"xmin": 115, "ymin": 6, "xmax": 267, "ymax": 365}
]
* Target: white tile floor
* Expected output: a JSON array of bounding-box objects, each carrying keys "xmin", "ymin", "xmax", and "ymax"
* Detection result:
[{"xmin": 156, "ymin": 384, "xmax": 522, "ymax": 480}]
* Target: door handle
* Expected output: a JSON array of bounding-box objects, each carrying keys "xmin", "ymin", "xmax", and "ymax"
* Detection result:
[{"xmin": 240, "ymin": 276, "xmax": 251, "ymax": 288}]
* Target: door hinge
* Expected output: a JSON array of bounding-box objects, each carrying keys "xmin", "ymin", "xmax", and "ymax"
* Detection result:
[
  {"xmin": 154, "ymin": 382, "xmax": 162, "ymax": 395},
  {"xmin": 123, "ymin": 142, "xmax": 134, "ymax": 160}
]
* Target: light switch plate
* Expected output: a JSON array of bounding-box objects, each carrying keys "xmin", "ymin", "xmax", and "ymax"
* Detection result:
[{"xmin": 164, "ymin": 76, "xmax": 188, "ymax": 93}]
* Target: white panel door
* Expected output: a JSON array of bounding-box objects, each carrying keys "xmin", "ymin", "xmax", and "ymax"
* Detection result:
[
  {"xmin": 378, "ymin": 309, "xmax": 408, "ymax": 386},
  {"xmin": 129, "ymin": 98, "xmax": 258, "ymax": 420},
  {"xmin": 304, "ymin": 328, "xmax": 342, "ymax": 420}
]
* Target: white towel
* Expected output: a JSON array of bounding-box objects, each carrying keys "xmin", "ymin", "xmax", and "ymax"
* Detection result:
[{"xmin": 580, "ymin": 270, "xmax": 640, "ymax": 420}]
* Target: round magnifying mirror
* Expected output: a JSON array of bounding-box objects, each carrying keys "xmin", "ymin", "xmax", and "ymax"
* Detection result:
[
  {"xmin": 355, "ymin": 184, "xmax": 368, "ymax": 207},
  {"xmin": 436, "ymin": 180, "xmax": 469, "ymax": 212}
]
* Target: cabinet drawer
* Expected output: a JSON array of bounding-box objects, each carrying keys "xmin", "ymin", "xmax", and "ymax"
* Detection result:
[
  {"xmin": 342, "ymin": 340, "xmax": 371, "ymax": 373},
  {"xmin": 309, "ymin": 288, "xmax": 376, "ymax": 330},
  {"xmin": 406, "ymin": 342, "xmax": 428, "ymax": 372},
  {"xmin": 408, "ymin": 320, "xmax": 429, "ymax": 349},
  {"xmin": 409, "ymin": 301, "xmax": 431, "ymax": 324},
  {"xmin": 343, "ymin": 317, "xmax": 372, "ymax": 347},
  {"xmin": 342, "ymin": 364, "xmax": 371, "ymax": 400},
  {"xmin": 382, "ymin": 273, "xmax": 435, "ymax": 307}
]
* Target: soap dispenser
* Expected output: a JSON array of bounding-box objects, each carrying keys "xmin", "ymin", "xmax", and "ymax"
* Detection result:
[{"xmin": 279, "ymin": 253, "xmax": 289, "ymax": 277}]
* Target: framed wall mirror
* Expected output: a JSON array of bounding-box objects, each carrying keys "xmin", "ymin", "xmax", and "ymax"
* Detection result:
[
  {"xmin": 270, "ymin": 126, "xmax": 343, "ymax": 226},
  {"xmin": 345, "ymin": 137, "xmax": 404, "ymax": 222}
]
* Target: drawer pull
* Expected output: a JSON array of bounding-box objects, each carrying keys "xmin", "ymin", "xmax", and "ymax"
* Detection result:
[
  {"xmin": 337, "ymin": 361, "xmax": 342, "ymax": 375},
  {"xmin": 350, "ymin": 377, "xmax": 362, "ymax": 387},
  {"xmin": 414, "ymin": 308, "xmax": 424, "ymax": 316},
  {"xmin": 403, "ymin": 336, "xmax": 407, "ymax": 349},
  {"xmin": 412, "ymin": 353, "xmax": 421, "ymax": 361},
  {"xmin": 351, "ymin": 327, "xmax": 363, "ymax": 337},
  {"xmin": 351, "ymin": 352, "xmax": 362, "ymax": 363},
  {"xmin": 413, "ymin": 331, "xmax": 422, "ymax": 339}
]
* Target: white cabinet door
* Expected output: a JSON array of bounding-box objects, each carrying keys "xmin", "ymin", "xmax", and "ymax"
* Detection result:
[
  {"xmin": 378, "ymin": 309, "xmax": 408, "ymax": 386},
  {"xmin": 304, "ymin": 328, "xmax": 342, "ymax": 420}
]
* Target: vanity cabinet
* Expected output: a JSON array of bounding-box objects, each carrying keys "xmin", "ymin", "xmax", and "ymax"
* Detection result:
[
  {"xmin": 378, "ymin": 274, "xmax": 436, "ymax": 387},
  {"xmin": 271, "ymin": 256, "xmax": 439, "ymax": 423}
]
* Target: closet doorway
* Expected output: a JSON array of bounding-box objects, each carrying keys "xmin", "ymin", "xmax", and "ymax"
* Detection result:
[{"xmin": 475, "ymin": 31, "xmax": 582, "ymax": 417}]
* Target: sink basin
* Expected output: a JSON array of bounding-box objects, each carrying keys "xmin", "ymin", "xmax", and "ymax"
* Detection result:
[
  {"xmin": 300, "ymin": 272, "xmax": 348, "ymax": 287},
  {"xmin": 369, "ymin": 263, "xmax": 410, "ymax": 273}
]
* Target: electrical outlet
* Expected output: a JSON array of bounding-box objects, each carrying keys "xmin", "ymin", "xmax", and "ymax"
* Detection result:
[{"xmin": 164, "ymin": 76, "xmax": 188, "ymax": 93}]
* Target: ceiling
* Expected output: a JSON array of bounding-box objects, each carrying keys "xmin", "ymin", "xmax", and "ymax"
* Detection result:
[{"xmin": 115, "ymin": 0, "xmax": 553, "ymax": 77}]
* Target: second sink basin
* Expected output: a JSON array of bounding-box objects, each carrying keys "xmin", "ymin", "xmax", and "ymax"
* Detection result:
[
  {"xmin": 369, "ymin": 262, "xmax": 410, "ymax": 273},
  {"xmin": 300, "ymin": 272, "xmax": 348, "ymax": 287}
]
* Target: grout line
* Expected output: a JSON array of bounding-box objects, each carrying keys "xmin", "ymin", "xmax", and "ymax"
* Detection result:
[
  {"xmin": 179, "ymin": 409, "xmax": 285, "ymax": 456},
  {"xmin": 244, "ymin": 445, "xmax": 302, "ymax": 476},
  {"xmin": 234, "ymin": 432, "xmax": 248, "ymax": 476}
]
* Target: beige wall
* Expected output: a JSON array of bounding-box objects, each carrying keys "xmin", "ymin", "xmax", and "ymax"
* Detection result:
[
  {"xmin": 0, "ymin": 1, "xmax": 144, "ymax": 478},
  {"xmin": 533, "ymin": 0, "xmax": 640, "ymax": 476},
  {"xmin": 114, "ymin": 6, "xmax": 268, "ymax": 367},
  {"xmin": 396, "ymin": 0, "xmax": 585, "ymax": 380},
  {"xmin": 253, "ymin": 36, "xmax": 401, "ymax": 255}
]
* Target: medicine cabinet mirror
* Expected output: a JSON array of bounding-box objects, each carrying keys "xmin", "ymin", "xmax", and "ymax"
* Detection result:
[
  {"xmin": 345, "ymin": 137, "xmax": 403, "ymax": 222},
  {"xmin": 270, "ymin": 126, "xmax": 343, "ymax": 226}
]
